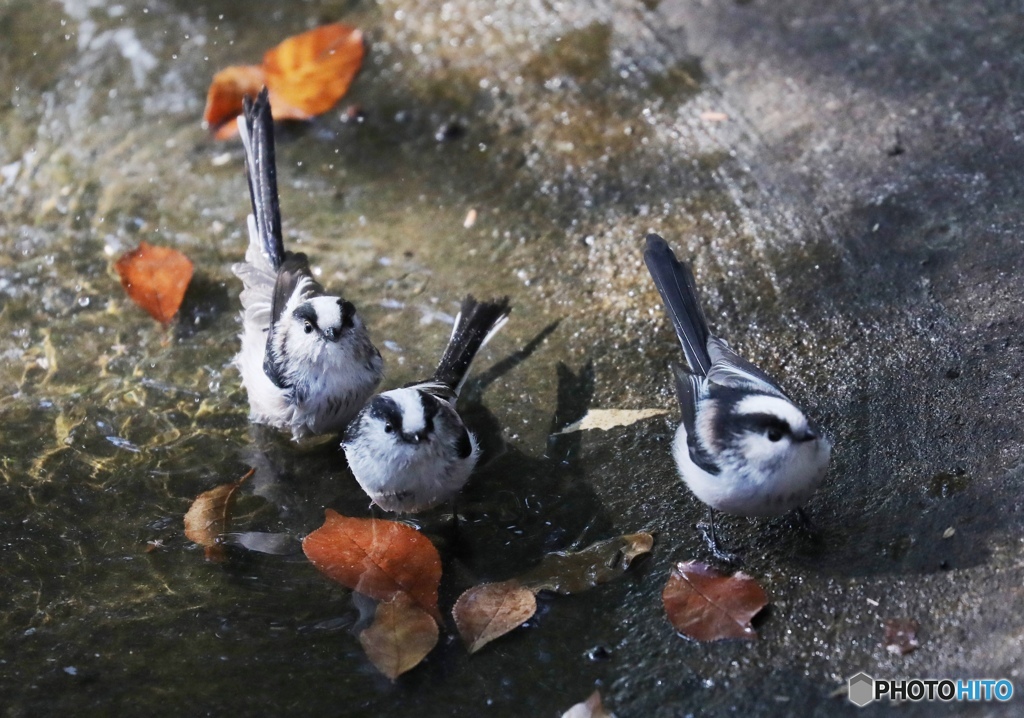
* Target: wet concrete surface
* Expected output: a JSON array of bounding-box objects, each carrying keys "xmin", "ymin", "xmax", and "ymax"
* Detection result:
[{"xmin": 1, "ymin": 0, "xmax": 1022, "ymax": 716}]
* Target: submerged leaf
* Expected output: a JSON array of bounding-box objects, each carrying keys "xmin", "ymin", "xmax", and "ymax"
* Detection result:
[
  {"xmin": 183, "ymin": 468, "xmax": 254, "ymax": 562},
  {"xmin": 263, "ymin": 23, "xmax": 365, "ymax": 120},
  {"xmin": 662, "ymin": 561, "xmax": 768, "ymax": 641},
  {"xmin": 453, "ymin": 580, "xmax": 537, "ymax": 654},
  {"xmin": 520, "ymin": 533, "xmax": 654, "ymax": 595},
  {"xmin": 359, "ymin": 593, "xmax": 438, "ymax": 680},
  {"xmin": 554, "ymin": 408, "xmax": 667, "ymax": 435},
  {"xmin": 302, "ymin": 510, "xmax": 442, "ymax": 622},
  {"xmin": 115, "ymin": 242, "xmax": 194, "ymax": 325},
  {"xmin": 562, "ymin": 691, "xmax": 615, "ymax": 718}
]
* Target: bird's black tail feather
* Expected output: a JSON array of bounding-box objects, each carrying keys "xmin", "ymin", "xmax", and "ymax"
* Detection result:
[
  {"xmin": 644, "ymin": 234, "xmax": 712, "ymax": 376},
  {"xmin": 239, "ymin": 88, "xmax": 285, "ymax": 270},
  {"xmin": 432, "ymin": 296, "xmax": 511, "ymax": 393}
]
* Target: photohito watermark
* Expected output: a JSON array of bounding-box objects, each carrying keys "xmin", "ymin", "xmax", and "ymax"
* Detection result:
[{"xmin": 847, "ymin": 673, "xmax": 1014, "ymax": 707}]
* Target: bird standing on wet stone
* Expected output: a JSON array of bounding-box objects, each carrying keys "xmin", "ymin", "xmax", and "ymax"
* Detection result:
[
  {"xmin": 232, "ymin": 88, "xmax": 383, "ymax": 440},
  {"xmin": 342, "ymin": 296, "xmax": 510, "ymax": 513},
  {"xmin": 643, "ymin": 234, "xmax": 831, "ymax": 560}
]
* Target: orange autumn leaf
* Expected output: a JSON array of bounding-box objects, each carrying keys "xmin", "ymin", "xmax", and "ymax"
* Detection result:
[
  {"xmin": 453, "ymin": 579, "xmax": 537, "ymax": 654},
  {"xmin": 264, "ymin": 23, "xmax": 364, "ymax": 120},
  {"xmin": 115, "ymin": 242, "xmax": 194, "ymax": 325},
  {"xmin": 202, "ymin": 23, "xmax": 364, "ymax": 139},
  {"xmin": 203, "ymin": 64, "xmax": 267, "ymax": 139},
  {"xmin": 662, "ymin": 561, "xmax": 768, "ymax": 641},
  {"xmin": 302, "ymin": 510, "xmax": 442, "ymax": 622},
  {"xmin": 358, "ymin": 593, "xmax": 439, "ymax": 681},
  {"xmin": 183, "ymin": 468, "xmax": 255, "ymax": 562}
]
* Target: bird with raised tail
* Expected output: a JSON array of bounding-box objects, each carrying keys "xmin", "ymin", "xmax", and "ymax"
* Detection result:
[
  {"xmin": 643, "ymin": 233, "xmax": 831, "ymax": 558},
  {"xmin": 232, "ymin": 88, "xmax": 383, "ymax": 440},
  {"xmin": 342, "ymin": 295, "xmax": 510, "ymax": 513}
]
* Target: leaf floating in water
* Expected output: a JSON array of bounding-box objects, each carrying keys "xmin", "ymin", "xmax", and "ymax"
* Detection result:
[
  {"xmin": 554, "ymin": 409, "xmax": 667, "ymax": 435},
  {"xmin": 453, "ymin": 580, "xmax": 537, "ymax": 654},
  {"xmin": 263, "ymin": 24, "xmax": 365, "ymax": 120},
  {"xmin": 662, "ymin": 560, "xmax": 768, "ymax": 641},
  {"xmin": 203, "ymin": 23, "xmax": 365, "ymax": 139},
  {"xmin": 562, "ymin": 690, "xmax": 616, "ymax": 718},
  {"xmin": 115, "ymin": 242, "xmax": 194, "ymax": 325},
  {"xmin": 883, "ymin": 618, "xmax": 920, "ymax": 655},
  {"xmin": 520, "ymin": 533, "xmax": 654, "ymax": 595},
  {"xmin": 183, "ymin": 468, "xmax": 254, "ymax": 562},
  {"xmin": 203, "ymin": 65, "xmax": 267, "ymax": 139},
  {"xmin": 302, "ymin": 510, "xmax": 442, "ymax": 622},
  {"xmin": 358, "ymin": 593, "xmax": 439, "ymax": 681}
]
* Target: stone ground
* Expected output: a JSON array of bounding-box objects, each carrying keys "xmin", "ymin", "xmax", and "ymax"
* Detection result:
[{"xmin": 0, "ymin": 1, "xmax": 1022, "ymax": 716}]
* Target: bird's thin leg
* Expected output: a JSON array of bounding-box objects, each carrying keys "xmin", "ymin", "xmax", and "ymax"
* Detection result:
[{"xmin": 699, "ymin": 507, "xmax": 742, "ymax": 564}]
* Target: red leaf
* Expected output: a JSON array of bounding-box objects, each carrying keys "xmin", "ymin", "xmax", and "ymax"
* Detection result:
[
  {"xmin": 115, "ymin": 242, "xmax": 194, "ymax": 325},
  {"xmin": 183, "ymin": 469, "xmax": 254, "ymax": 562},
  {"xmin": 263, "ymin": 23, "xmax": 365, "ymax": 120},
  {"xmin": 358, "ymin": 593, "xmax": 439, "ymax": 680},
  {"xmin": 202, "ymin": 65, "xmax": 267, "ymax": 139},
  {"xmin": 662, "ymin": 560, "xmax": 768, "ymax": 641},
  {"xmin": 302, "ymin": 510, "xmax": 442, "ymax": 622},
  {"xmin": 453, "ymin": 580, "xmax": 537, "ymax": 653}
]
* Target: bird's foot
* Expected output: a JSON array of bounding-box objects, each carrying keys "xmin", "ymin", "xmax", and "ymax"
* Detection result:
[{"xmin": 697, "ymin": 521, "xmax": 743, "ymax": 565}]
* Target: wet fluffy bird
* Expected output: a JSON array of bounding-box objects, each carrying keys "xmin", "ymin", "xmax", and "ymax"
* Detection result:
[
  {"xmin": 342, "ymin": 296, "xmax": 511, "ymax": 512},
  {"xmin": 232, "ymin": 89, "xmax": 383, "ymax": 440},
  {"xmin": 644, "ymin": 234, "xmax": 831, "ymax": 557}
]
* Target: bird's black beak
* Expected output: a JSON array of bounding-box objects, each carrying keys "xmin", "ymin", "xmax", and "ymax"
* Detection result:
[
  {"xmin": 401, "ymin": 431, "xmax": 429, "ymax": 444},
  {"xmin": 322, "ymin": 326, "xmax": 340, "ymax": 342}
]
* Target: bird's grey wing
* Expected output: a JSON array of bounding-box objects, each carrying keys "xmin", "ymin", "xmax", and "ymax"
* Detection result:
[
  {"xmin": 671, "ymin": 363, "xmax": 720, "ymax": 475},
  {"xmin": 705, "ymin": 336, "xmax": 789, "ymax": 399}
]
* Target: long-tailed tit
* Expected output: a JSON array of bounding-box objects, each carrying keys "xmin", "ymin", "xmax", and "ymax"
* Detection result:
[
  {"xmin": 342, "ymin": 296, "xmax": 511, "ymax": 512},
  {"xmin": 232, "ymin": 89, "xmax": 383, "ymax": 440},
  {"xmin": 644, "ymin": 234, "xmax": 831, "ymax": 557}
]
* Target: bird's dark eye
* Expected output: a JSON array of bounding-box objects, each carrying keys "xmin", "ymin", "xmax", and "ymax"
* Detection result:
[
  {"xmin": 303, "ymin": 321, "xmax": 313, "ymax": 334},
  {"xmin": 383, "ymin": 423, "xmax": 393, "ymax": 434},
  {"xmin": 767, "ymin": 428, "xmax": 783, "ymax": 442}
]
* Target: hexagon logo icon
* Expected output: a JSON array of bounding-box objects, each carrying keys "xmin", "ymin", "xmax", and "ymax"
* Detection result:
[{"xmin": 848, "ymin": 672, "xmax": 874, "ymax": 707}]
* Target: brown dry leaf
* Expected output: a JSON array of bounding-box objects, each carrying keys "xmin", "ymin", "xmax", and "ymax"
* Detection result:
[
  {"xmin": 359, "ymin": 593, "xmax": 439, "ymax": 680},
  {"xmin": 883, "ymin": 618, "xmax": 920, "ymax": 655},
  {"xmin": 453, "ymin": 579, "xmax": 537, "ymax": 654},
  {"xmin": 115, "ymin": 242, "xmax": 194, "ymax": 325},
  {"xmin": 302, "ymin": 510, "xmax": 442, "ymax": 622},
  {"xmin": 520, "ymin": 533, "xmax": 654, "ymax": 595},
  {"xmin": 562, "ymin": 691, "xmax": 615, "ymax": 718},
  {"xmin": 662, "ymin": 560, "xmax": 768, "ymax": 641},
  {"xmin": 183, "ymin": 468, "xmax": 254, "ymax": 562},
  {"xmin": 203, "ymin": 64, "xmax": 267, "ymax": 139},
  {"xmin": 263, "ymin": 23, "xmax": 365, "ymax": 121}
]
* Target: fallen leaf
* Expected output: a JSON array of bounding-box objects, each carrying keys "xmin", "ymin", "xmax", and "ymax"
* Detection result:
[
  {"xmin": 453, "ymin": 580, "xmax": 537, "ymax": 654},
  {"xmin": 203, "ymin": 23, "xmax": 364, "ymax": 139},
  {"xmin": 662, "ymin": 560, "xmax": 768, "ymax": 641},
  {"xmin": 302, "ymin": 510, "xmax": 442, "ymax": 622},
  {"xmin": 359, "ymin": 593, "xmax": 439, "ymax": 680},
  {"xmin": 562, "ymin": 691, "xmax": 615, "ymax": 718},
  {"xmin": 203, "ymin": 64, "xmax": 267, "ymax": 139},
  {"xmin": 463, "ymin": 208, "xmax": 478, "ymax": 229},
  {"xmin": 520, "ymin": 533, "xmax": 654, "ymax": 594},
  {"xmin": 115, "ymin": 242, "xmax": 194, "ymax": 325},
  {"xmin": 883, "ymin": 618, "xmax": 920, "ymax": 655},
  {"xmin": 554, "ymin": 409, "xmax": 667, "ymax": 435},
  {"xmin": 183, "ymin": 468, "xmax": 255, "ymax": 562},
  {"xmin": 264, "ymin": 23, "xmax": 365, "ymax": 120}
]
